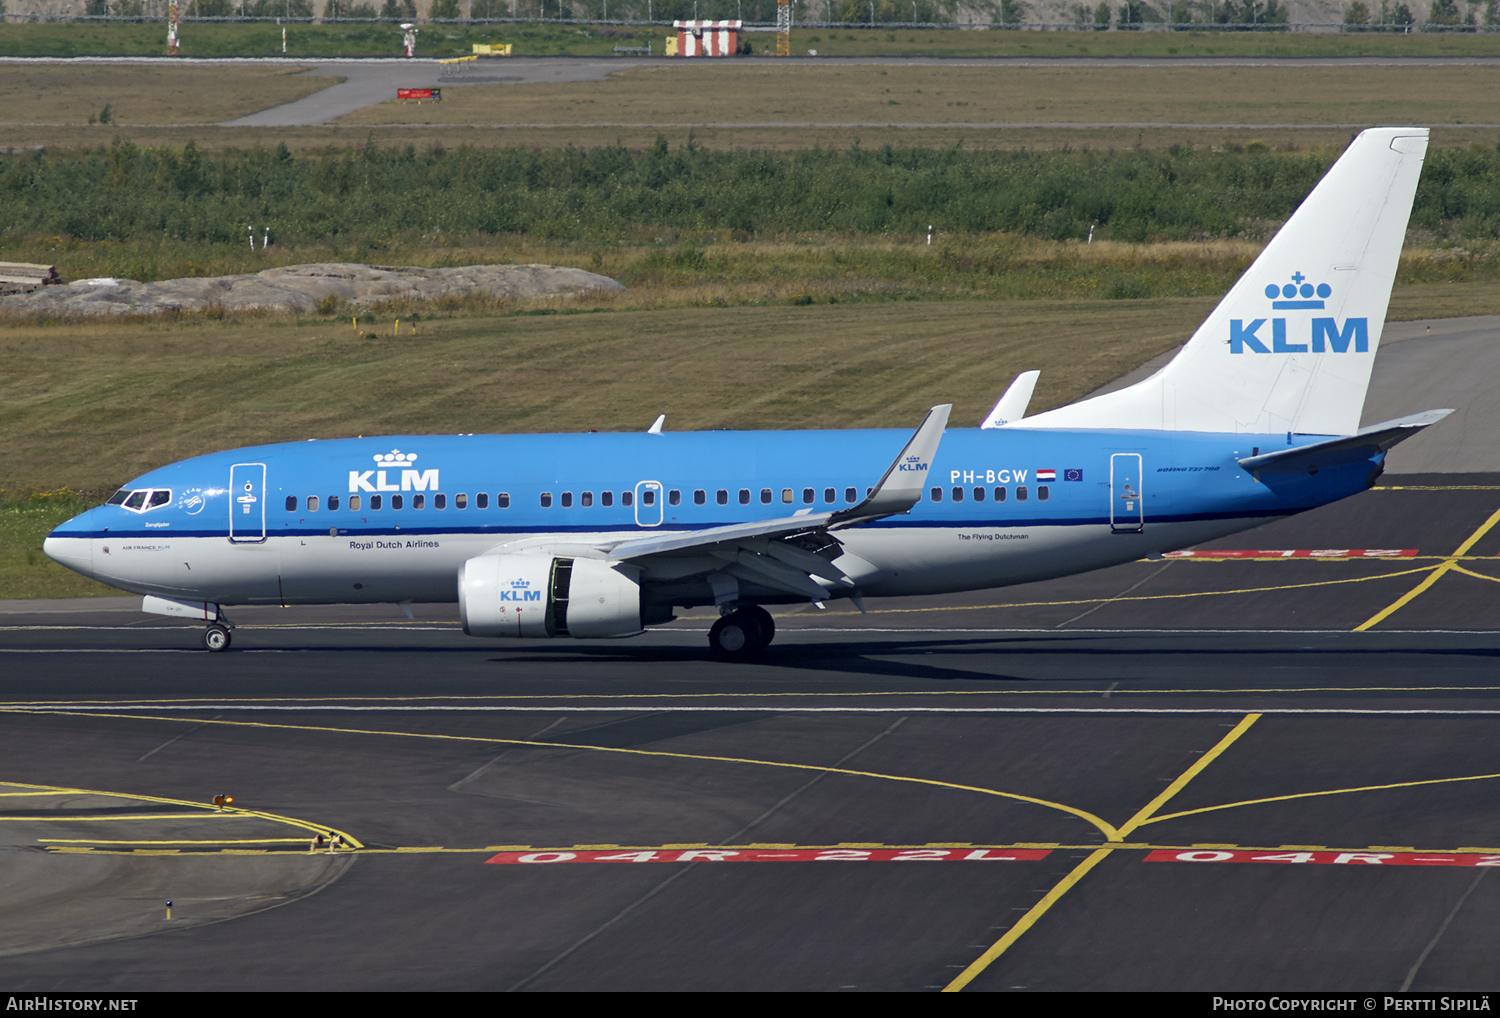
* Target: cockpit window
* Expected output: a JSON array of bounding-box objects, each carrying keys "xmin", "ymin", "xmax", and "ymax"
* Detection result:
[
  {"xmin": 106, "ymin": 489, "xmax": 130, "ymax": 506},
  {"xmin": 119, "ymin": 489, "xmax": 171, "ymax": 512}
]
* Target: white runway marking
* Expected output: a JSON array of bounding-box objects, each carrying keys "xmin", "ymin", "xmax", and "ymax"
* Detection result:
[{"xmin": 6, "ymin": 704, "xmax": 1500, "ymax": 716}]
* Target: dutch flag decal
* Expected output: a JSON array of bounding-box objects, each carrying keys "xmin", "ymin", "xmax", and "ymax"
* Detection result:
[{"xmin": 1037, "ymin": 469, "xmax": 1057, "ymax": 482}]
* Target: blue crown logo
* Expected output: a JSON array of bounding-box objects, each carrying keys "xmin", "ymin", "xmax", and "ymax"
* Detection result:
[
  {"xmin": 510, "ymin": 578, "xmax": 531, "ymax": 588},
  {"xmin": 1264, "ymin": 272, "xmax": 1331, "ymax": 310},
  {"xmin": 905, "ymin": 455, "xmax": 921, "ymax": 462}
]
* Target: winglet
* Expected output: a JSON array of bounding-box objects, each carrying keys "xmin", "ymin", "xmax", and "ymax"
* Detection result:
[
  {"xmin": 981, "ymin": 370, "xmax": 1039, "ymax": 429},
  {"xmin": 647, "ymin": 414, "xmax": 666, "ymax": 435},
  {"xmin": 831, "ymin": 403, "xmax": 951, "ymax": 528}
]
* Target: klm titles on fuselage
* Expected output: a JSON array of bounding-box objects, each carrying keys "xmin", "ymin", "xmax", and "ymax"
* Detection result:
[
  {"xmin": 897, "ymin": 455, "xmax": 928, "ymax": 473},
  {"xmin": 1230, "ymin": 274, "xmax": 1367, "ymax": 355},
  {"xmin": 349, "ymin": 450, "xmax": 439, "ymax": 493}
]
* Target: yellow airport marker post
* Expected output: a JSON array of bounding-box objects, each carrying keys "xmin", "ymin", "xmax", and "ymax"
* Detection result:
[{"xmin": 165, "ymin": 900, "xmax": 172, "ymax": 920}]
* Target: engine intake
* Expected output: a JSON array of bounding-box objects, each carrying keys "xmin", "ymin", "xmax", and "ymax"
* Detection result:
[{"xmin": 458, "ymin": 554, "xmax": 643, "ymax": 639}]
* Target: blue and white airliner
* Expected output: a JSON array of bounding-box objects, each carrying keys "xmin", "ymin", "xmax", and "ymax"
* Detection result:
[{"xmin": 44, "ymin": 128, "xmax": 1449, "ymax": 657}]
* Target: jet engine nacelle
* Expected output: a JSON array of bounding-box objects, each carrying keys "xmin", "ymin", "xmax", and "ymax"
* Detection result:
[{"xmin": 458, "ymin": 553, "xmax": 643, "ymax": 639}]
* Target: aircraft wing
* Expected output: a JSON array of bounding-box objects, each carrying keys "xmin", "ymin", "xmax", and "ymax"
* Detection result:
[
  {"xmin": 1237, "ymin": 409, "xmax": 1453, "ymax": 476},
  {"xmin": 598, "ymin": 405, "xmax": 951, "ymax": 599}
]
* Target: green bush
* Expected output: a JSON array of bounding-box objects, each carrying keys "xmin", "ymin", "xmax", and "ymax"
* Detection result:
[{"xmin": 0, "ymin": 139, "xmax": 1494, "ymax": 255}]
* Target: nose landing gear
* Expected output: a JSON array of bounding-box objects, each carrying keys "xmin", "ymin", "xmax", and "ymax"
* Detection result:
[
  {"xmin": 708, "ymin": 605, "xmax": 776, "ymax": 660},
  {"xmin": 202, "ymin": 613, "xmax": 234, "ymax": 653}
]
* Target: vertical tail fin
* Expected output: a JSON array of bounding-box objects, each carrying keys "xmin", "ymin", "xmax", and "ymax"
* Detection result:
[{"xmin": 1023, "ymin": 128, "xmax": 1429, "ymax": 436}]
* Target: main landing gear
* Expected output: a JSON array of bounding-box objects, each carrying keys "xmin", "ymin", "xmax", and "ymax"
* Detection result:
[
  {"xmin": 708, "ymin": 605, "xmax": 776, "ymax": 660},
  {"xmin": 202, "ymin": 613, "xmax": 234, "ymax": 653}
]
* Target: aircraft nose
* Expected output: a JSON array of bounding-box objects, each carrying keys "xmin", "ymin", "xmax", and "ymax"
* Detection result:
[{"xmin": 43, "ymin": 524, "xmax": 94, "ymax": 575}]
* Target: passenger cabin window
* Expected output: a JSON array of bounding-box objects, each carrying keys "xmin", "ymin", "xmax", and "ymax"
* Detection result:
[
  {"xmin": 951, "ymin": 487, "xmax": 964, "ymax": 503},
  {"xmin": 308, "ymin": 496, "xmax": 320, "ymax": 512},
  {"xmin": 717, "ymin": 489, "xmax": 729, "ymax": 506},
  {"xmin": 497, "ymin": 493, "xmax": 510, "ymax": 509},
  {"xmin": 370, "ymin": 495, "xmax": 382, "ymax": 510},
  {"xmin": 740, "ymin": 489, "xmax": 751, "ymax": 505},
  {"xmin": 973, "ymin": 487, "xmax": 985, "ymax": 503},
  {"xmin": 560, "ymin": 492, "xmax": 572, "ymax": 508},
  {"xmin": 436, "ymin": 494, "xmax": 448, "ymax": 509},
  {"xmin": 622, "ymin": 491, "xmax": 633, "ymax": 507},
  {"xmin": 472, "ymin": 493, "xmax": 484, "ymax": 509},
  {"xmin": 540, "ymin": 492, "xmax": 552, "ymax": 508},
  {"xmin": 824, "ymin": 488, "xmax": 836, "ymax": 504},
  {"xmin": 802, "ymin": 488, "xmax": 814, "ymax": 505},
  {"xmin": 286, "ymin": 496, "xmax": 297, "ymax": 512},
  {"xmin": 1038, "ymin": 485, "xmax": 1050, "ymax": 501},
  {"xmin": 845, "ymin": 487, "xmax": 857, "ymax": 503},
  {"xmin": 781, "ymin": 489, "xmax": 793, "ymax": 504},
  {"xmin": 995, "ymin": 487, "xmax": 1007, "ymax": 502},
  {"xmin": 601, "ymin": 491, "xmax": 613, "ymax": 507},
  {"xmin": 581, "ymin": 491, "xmax": 593, "ymax": 507},
  {"xmin": 760, "ymin": 489, "xmax": 772, "ymax": 504},
  {"xmin": 391, "ymin": 494, "xmax": 403, "ymax": 510},
  {"xmin": 693, "ymin": 489, "xmax": 706, "ymax": 506},
  {"xmin": 413, "ymin": 494, "xmax": 425, "ymax": 510},
  {"xmin": 930, "ymin": 487, "xmax": 943, "ymax": 503},
  {"xmin": 349, "ymin": 495, "xmax": 361, "ymax": 511},
  {"xmin": 668, "ymin": 490, "xmax": 681, "ymax": 506},
  {"xmin": 641, "ymin": 490, "xmax": 654, "ymax": 507},
  {"xmin": 328, "ymin": 495, "xmax": 340, "ymax": 511},
  {"xmin": 1016, "ymin": 486, "xmax": 1029, "ymax": 501}
]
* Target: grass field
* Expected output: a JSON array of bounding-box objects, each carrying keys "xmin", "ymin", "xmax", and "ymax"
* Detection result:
[
  {"xmin": 0, "ymin": 63, "xmax": 334, "ymax": 128},
  {"xmin": 5, "ymin": 61, "xmax": 1499, "ymax": 154},
  {"xmin": 3, "ymin": 232, "xmax": 1498, "ymax": 315},
  {"xmin": 2, "ymin": 21, "xmax": 1500, "ymax": 59},
  {"xmin": 343, "ymin": 63, "xmax": 1500, "ymax": 130}
]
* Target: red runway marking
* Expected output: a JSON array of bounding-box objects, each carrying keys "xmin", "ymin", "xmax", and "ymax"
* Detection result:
[
  {"xmin": 1147, "ymin": 849, "xmax": 1500, "ymax": 867},
  {"xmin": 1163, "ymin": 549, "xmax": 1418, "ymax": 559},
  {"xmin": 485, "ymin": 848, "xmax": 1052, "ymax": 865}
]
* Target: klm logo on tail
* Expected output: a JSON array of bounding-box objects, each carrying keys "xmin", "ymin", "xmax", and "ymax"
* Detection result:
[{"xmin": 1230, "ymin": 273, "xmax": 1366, "ymax": 355}]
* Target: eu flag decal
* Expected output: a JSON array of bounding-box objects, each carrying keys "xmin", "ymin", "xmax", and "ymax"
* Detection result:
[{"xmin": 1063, "ymin": 469, "xmax": 1084, "ymax": 482}]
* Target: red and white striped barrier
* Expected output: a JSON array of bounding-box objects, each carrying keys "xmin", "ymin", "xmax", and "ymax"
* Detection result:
[{"xmin": 673, "ymin": 20, "xmax": 742, "ymax": 57}]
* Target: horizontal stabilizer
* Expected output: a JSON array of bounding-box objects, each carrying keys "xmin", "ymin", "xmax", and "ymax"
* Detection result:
[
  {"xmin": 1238, "ymin": 409, "xmax": 1453, "ymax": 475},
  {"xmin": 981, "ymin": 370, "xmax": 1039, "ymax": 429}
]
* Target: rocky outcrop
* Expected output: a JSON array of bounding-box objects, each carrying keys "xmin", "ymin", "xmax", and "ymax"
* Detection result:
[{"xmin": 0, "ymin": 262, "xmax": 623, "ymax": 317}]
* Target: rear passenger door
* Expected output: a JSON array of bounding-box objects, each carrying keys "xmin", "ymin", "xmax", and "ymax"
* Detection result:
[{"xmin": 1110, "ymin": 453, "xmax": 1144, "ymax": 534}]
